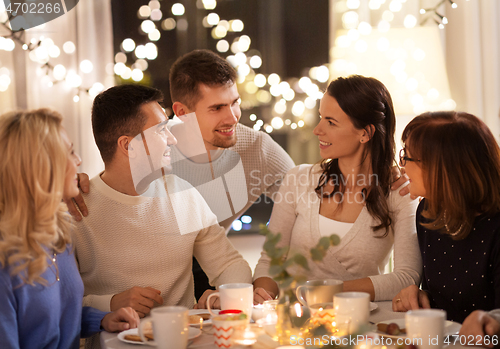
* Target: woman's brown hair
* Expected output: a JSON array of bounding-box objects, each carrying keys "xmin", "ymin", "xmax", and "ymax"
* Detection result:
[
  {"xmin": 402, "ymin": 111, "xmax": 500, "ymax": 240},
  {"xmin": 314, "ymin": 75, "xmax": 396, "ymax": 234}
]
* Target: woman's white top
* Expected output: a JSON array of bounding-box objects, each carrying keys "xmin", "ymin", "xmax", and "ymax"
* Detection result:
[
  {"xmin": 318, "ymin": 214, "xmax": 354, "ymax": 239},
  {"xmin": 253, "ymin": 164, "xmax": 422, "ymax": 301}
]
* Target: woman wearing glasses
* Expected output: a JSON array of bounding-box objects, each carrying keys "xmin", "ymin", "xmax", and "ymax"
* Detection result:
[
  {"xmin": 0, "ymin": 109, "xmax": 139, "ymax": 348},
  {"xmin": 253, "ymin": 75, "xmax": 422, "ymax": 302},
  {"xmin": 393, "ymin": 111, "xmax": 500, "ymax": 343}
]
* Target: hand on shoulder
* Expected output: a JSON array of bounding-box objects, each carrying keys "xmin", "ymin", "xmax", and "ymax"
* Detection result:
[
  {"xmin": 64, "ymin": 172, "xmax": 90, "ymax": 221},
  {"xmin": 390, "ymin": 167, "xmax": 419, "ymax": 200}
]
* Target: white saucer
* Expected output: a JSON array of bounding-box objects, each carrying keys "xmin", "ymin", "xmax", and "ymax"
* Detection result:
[
  {"xmin": 188, "ymin": 308, "xmax": 219, "ymax": 326},
  {"xmin": 374, "ymin": 318, "xmax": 461, "ymax": 339},
  {"xmin": 117, "ymin": 327, "xmax": 201, "ymax": 345}
]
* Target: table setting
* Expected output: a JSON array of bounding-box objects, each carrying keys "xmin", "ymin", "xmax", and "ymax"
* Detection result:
[{"xmin": 99, "ymin": 280, "xmax": 476, "ymax": 349}]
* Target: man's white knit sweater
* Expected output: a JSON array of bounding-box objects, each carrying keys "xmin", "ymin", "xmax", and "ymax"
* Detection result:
[
  {"xmin": 170, "ymin": 121, "xmax": 295, "ymax": 231},
  {"xmin": 74, "ymin": 173, "xmax": 252, "ymax": 312}
]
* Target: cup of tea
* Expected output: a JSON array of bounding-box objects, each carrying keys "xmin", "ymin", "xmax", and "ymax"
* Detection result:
[
  {"xmin": 406, "ymin": 309, "xmax": 446, "ymax": 349},
  {"xmin": 295, "ymin": 279, "xmax": 343, "ymax": 307},
  {"xmin": 333, "ymin": 292, "xmax": 370, "ymax": 334},
  {"xmin": 207, "ymin": 283, "xmax": 253, "ymax": 319},
  {"xmin": 138, "ymin": 306, "xmax": 188, "ymax": 349}
]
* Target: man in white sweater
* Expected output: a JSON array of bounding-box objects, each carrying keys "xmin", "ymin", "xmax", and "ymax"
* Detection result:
[
  {"xmin": 69, "ymin": 50, "xmax": 296, "ymax": 303},
  {"xmin": 73, "ymin": 85, "xmax": 252, "ymax": 328},
  {"xmin": 167, "ymin": 49, "xmax": 296, "ymax": 301}
]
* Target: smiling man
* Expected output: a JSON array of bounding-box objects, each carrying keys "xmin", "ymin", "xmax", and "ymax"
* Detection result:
[
  {"xmin": 167, "ymin": 50, "xmax": 296, "ymax": 302},
  {"xmin": 168, "ymin": 50, "xmax": 295, "ymax": 226},
  {"xmin": 73, "ymin": 84, "xmax": 252, "ymax": 348}
]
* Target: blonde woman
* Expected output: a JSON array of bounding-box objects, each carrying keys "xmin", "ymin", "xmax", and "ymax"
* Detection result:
[{"xmin": 0, "ymin": 109, "xmax": 139, "ymax": 348}]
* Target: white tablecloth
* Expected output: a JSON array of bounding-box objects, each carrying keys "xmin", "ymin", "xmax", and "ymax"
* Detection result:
[{"xmin": 100, "ymin": 301, "xmax": 469, "ymax": 349}]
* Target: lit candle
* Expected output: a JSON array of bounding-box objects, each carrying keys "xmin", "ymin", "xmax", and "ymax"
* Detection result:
[
  {"xmin": 252, "ymin": 304, "xmax": 265, "ymax": 322},
  {"xmin": 233, "ymin": 328, "xmax": 257, "ymax": 346}
]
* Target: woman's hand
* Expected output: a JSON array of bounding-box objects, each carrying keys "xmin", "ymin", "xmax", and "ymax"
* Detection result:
[
  {"xmin": 194, "ymin": 289, "xmax": 219, "ymax": 309},
  {"xmin": 101, "ymin": 307, "xmax": 140, "ymax": 332},
  {"xmin": 392, "ymin": 285, "xmax": 431, "ymax": 312},
  {"xmin": 391, "ymin": 167, "xmax": 419, "ymax": 200},
  {"xmin": 459, "ymin": 310, "xmax": 500, "ymax": 348},
  {"xmin": 253, "ymin": 277, "xmax": 279, "ymax": 304},
  {"xmin": 253, "ymin": 287, "xmax": 275, "ymax": 304}
]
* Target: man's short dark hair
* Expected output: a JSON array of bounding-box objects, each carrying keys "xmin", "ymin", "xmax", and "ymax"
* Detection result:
[
  {"xmin": 92, "ymin": 84, "xmax": 163, "ymax": 164},
  {"xmin": 169, "ymin": 49, "xmax": 237, "ymax": 109}
]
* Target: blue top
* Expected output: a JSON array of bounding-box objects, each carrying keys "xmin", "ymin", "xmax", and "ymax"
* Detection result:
[
  {"xmin": 417, "ymin": 200, "xmax": 500, "ymax": 322},
  {"xmin": 0, "ymin": 246, "xmax": 108, "ymax": 349}
]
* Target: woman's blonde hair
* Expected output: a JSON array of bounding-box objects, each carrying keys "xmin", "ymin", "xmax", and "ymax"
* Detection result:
[
  {"xmin": 402, "ymin": 111, "xmax": 500, "ymax": 240},
  {"xmin": 0, "ymin": 108, "xmax": 73, "ymax": 285}
]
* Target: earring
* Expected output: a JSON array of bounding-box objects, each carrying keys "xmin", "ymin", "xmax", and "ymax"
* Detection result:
[{"xmin": 360, "ymin": 139, "xmax": 364, "ymax": 143}]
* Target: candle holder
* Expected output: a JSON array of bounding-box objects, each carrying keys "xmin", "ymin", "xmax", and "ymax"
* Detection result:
[{"xmin": 275, "ymin": 292, "xmax": 312, "ymax": 345}]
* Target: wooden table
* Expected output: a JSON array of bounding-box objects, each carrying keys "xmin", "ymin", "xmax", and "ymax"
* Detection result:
[{"xmin": 100, "ymin": 301, "xmax": 468, "ymax": 349}]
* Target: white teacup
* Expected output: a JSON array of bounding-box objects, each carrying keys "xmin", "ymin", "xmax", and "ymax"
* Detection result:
[
  {"xmin": 406, "ymin": 309, "xmax": 447, "ymax": 349},
  {"xmin": 333, "ymin": 292, "xmax": 370, "ymax": 334},
  {"xmin": 207, "ymin": 283, "xmax": 253, "ymax": 319},
  {"xmin": 138, "ymin": 306, "xmax": 189, "ymax": 349},
  {"xmin": 296, "ymin": 279, "xmax": 343, "ymax": 307}
]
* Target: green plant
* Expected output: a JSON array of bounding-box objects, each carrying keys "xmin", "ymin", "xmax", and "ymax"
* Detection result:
[{"xmin": 259, "ymin": 224, "xmax": 341, "ymax": 302}]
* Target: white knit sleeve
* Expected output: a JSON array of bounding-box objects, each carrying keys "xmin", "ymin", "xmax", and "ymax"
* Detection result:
[
  {"xmin": 194, "ymin": 223, "xmax": 252, "ymax": 287},
  {"xmin": 253, "ymin": 165, "xmax": 303, "ymax": 281},
  {"xmin": 259, "ymin": 132, "xmax": 295, "ymax": 201},
  {"xmin": 369, "ymin": 187, "xmax": 422, "ymax": 301},
  {"xmin": 76, "ymin": 240, "xmax": 114, "ymax": 312},
  {"xmin": 82, "ymin": 294, "xmax": 113, "ymax": 312},
  {"xmin": 188, "ymin": 185, "xmax": 252, "ymax": 286}
]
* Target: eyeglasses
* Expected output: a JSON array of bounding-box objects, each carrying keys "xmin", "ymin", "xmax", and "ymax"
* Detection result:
[{"xmin": 399, "ymin": 148, "xmax": 421, "ymax": 167}]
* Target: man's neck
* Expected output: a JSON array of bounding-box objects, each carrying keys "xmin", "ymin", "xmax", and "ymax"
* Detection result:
[
  {"xmin": 100, "ymin": 165, "xmax": 141, "ymax": 196},
  {"xmin": 176, "ymin": 142, "xmax": 225, "ymax": 164}
]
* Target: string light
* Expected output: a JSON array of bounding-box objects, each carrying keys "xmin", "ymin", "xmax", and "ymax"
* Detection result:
[
  {"xmin": 420, "ymin": 0, "xmax": 458, "ymax": 27},
  {"xmin": 63, "ymin": 41, "xmax": 76, "ymax": 54},
  {"xmin": 121, "ymin": 0, "xmax": 456, "ymax": 132},
  {"xmin": 207, "ymin": 13, "xmax": 220, "ymax": 26},
  {"xmin": 80, "ymin": 60, "xmax": 94, "ymax": 74},
  {"xmin": 202, "ymin": 0, "xmax": 217, "ymax": 10},
  {"xmin": 0, "ymin": 15, "xmax": 104, "ymax": 98},
  {"xmin": 122, "ymin": 38, "xmax": 136, "ymax": 52},
  {"xmin": 171, "ymin": 3, "xmax": 185, "ymax": 16}
]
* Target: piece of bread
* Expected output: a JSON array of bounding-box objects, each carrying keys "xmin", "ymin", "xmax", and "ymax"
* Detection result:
[
  {"xmin": 124, "ymin": 332, "xmax": 154, "ymax": 342},
  {"xmin": 377, "ymin": 323, "xmax": 406, "ymax": 334},
  {"xmin": 200, "ymin": 313, "xmax": 211, "ymax": 320},
  {"xmin": 189, "ymin": 315, "xmax": 203, "ymax": 325}
]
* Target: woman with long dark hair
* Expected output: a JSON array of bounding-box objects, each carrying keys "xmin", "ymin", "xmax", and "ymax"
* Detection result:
[{"xmin": 253, "ymin": 75, "xmax": 421, "ymax": 302}]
